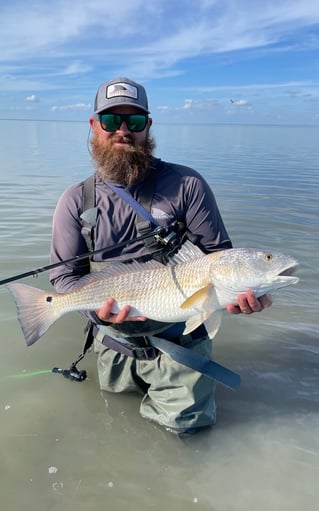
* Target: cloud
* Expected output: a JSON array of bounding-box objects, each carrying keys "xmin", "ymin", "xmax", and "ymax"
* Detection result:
[
  {"xmin": 181, "ymin": 99, "xmax": 193, "ymax": 110},
  {"xmin": 1, "ymin": 1, "xmax": 319, "ymax": 72},
  {"xmin": 230, "ymin": 99, "xmax": 250, "ymax": 106},
  {"xmin": 179, "ymin": 98, "xmax": 220, "ymax": 110},
  {"xmin": 0, "ymin": 0, "xmax": 156, "ymax": 61},
  {"xmin": 51, "ymin": 103, "xmax": 91, "ymax": 112},
  {"xmin": 25, "ymin": 94, "xmax": 39, "ymax": 102},
  {"xmin": 2, "ymin": 0, "xmax": 319, "ymax": 124},
  {"xmin": 60, "ymin": 61, "xmax": 92, "ymax": 76},
  {"xmin": 191, "ymin": 80, "xmax": 319, "ymax": 94}
]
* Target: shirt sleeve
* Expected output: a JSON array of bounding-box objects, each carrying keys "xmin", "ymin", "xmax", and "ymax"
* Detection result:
[
  {"xmin": 182, "ymin": 170, "xmax": 232, "ymax": 253},
  {"xmin": 50, "ymin": 183, "xmax": 90, "ymax": 293}
]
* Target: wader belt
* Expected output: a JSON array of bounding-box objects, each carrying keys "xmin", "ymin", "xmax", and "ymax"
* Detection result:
[
  {"xmin": 93, "ymin": 324, "xmax": 172, "ymax": 360},
  {"xmin": 92, "ymin": 325, "xmax": 241, "ymax": 390}
]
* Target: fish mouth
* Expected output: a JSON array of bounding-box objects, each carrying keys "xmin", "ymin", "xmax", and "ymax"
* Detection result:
[
  {"xmin": 279, "ymin": 265, "xmax": 297, "ymax": 277},
  {"xmin": 275, "ymin": 263, "xmax": 299, "ymax": 286}
]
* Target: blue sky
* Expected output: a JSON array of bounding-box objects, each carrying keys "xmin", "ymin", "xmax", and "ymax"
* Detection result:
[{"xmin": 1, "ymin": 0, "xmax": 319, "ymax": 125}]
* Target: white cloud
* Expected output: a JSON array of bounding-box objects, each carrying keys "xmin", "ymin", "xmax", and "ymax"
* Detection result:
[
  {"xmin": 60, "ymin": 61, "xmax": 92, "ymax": 76},
  {"xmin": 0, "ymin": 0, "xmax": 155, "ymax": 61},
  {"xmin": 26, "ymin": 94, "xmax": 39, "ymax": 102},
  {"xmin": 182, "ymin": 99, "xmax": 193, "ymax": 110},
  {"xmin": 179, "ymin": 98, "xmax": 220, "ymax": 111},
  {"xmin": 191, "ymin": 80, "xmax": 319, "ymax": 94},
  {"xmin": 2, "ymin": 0, "xmax": 319, "ymax": 123},
  {"xmin": 230, "ymin": 99, "xmax": 250, "ymax": 106},
  {"xmin": 51, "ymin": 103, "xmax": 91, "ymax": 112},
  {"xmin": 1, "ymin": 1, "xmax": 319, "ymax": 68}
]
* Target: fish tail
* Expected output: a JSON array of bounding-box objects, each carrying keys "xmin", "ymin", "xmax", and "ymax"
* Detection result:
[{"xmin": 6, "ymin": 283, "xmax": 64, "ymax": 346}]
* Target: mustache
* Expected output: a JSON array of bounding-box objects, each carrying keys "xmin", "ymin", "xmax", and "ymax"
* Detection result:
[{"xmin": 108, "ymin": 133, "xmax": 135, "ymax": 145}]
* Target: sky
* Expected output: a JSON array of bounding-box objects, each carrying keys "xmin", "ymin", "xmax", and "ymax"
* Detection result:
[{"xmin": 1, "ymin": 0, "xmax": 319, "ymax": 125}]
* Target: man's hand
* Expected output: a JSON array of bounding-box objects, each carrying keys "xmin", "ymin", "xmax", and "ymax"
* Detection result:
[
  {"xmin": 96, "ymin": 298, "xmax": 147, "ymax": 324},
  {"xmin": 226, "ymin": 290, "xmax": 272, "ymax": 315}
]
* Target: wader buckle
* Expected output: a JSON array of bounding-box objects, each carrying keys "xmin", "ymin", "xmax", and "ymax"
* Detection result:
[
  {"xmin": 93, "ymin": 325, "xmax": 160, "ymax": 360},
  {"xmin": 133, "ymin": 343, "xmax": 159, "ymax": 360}
]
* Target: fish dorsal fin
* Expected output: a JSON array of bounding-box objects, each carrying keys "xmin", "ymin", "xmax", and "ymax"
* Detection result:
[
  {"xmin": 168, "ymin": 240, "xmax": 204, "ymax": 265},
  {"xmin": 180, "ymin": 285, "xmax": 213, "ymax": 310},
  {"xmin": 76, "ymin": 240, "xmax": 203, "ymax": 288}
]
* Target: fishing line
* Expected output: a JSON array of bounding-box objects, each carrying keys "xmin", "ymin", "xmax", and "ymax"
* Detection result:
[
  {"xmin": 86, "ymin": 125, "xmax": 92, "ymax": 156},
  {"xmin": 5, "ymin": 369, "xmax": 53, "ymax": 379},
  {"xmin": 4, "ymin": 367, "xmax": 87, "ymax": 382}
]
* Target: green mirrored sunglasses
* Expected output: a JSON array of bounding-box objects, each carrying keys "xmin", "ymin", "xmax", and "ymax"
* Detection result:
[{"xmin": 99, "ymin": 113, "xmax": 148, "ymax": 133}]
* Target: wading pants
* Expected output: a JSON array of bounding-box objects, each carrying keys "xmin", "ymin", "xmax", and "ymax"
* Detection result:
[{"xmin": 94, "ymin": 332, "xmax": 217, "ymax": 431}]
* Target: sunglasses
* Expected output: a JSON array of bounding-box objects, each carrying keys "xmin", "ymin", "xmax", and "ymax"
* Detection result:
[{"xmin": 99, "ymin": 113, "xmax": 149, "ymax": 133}]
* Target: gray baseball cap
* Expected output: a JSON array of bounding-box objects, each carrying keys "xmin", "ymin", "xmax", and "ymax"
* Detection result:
[{"xmin": 94, "ymin": 77, "xmax": 149, "ymax": 114}]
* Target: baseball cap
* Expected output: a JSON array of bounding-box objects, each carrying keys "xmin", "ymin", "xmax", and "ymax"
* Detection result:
[{"xmin": 94, "ymin": 77, "xmax": 149, "ymax": 114}]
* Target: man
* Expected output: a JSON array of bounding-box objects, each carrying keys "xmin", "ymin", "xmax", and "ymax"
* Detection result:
[{"xmin": 50, "ymin": 77, "xmax": 271, "ymax": 435}]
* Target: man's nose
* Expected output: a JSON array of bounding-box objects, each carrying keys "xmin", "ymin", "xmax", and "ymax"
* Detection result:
[{"xmin": 117, "ymin": 120, "xmax": 130, "ymax": 133}]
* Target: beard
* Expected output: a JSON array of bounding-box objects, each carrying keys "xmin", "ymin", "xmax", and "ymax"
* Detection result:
[{"xmin": 90, "ymin": 130, "xmax": 156, "ymax": 187}]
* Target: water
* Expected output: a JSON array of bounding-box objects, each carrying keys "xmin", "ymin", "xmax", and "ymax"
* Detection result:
[{"xmin": 0, "ymin": 120, "xmax": 318, "ymax": 510}]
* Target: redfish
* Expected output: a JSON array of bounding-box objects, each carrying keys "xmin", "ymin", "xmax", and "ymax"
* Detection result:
[{"xmin": 6, "ymin": 243, "xmax": 299, "ymax": 346}]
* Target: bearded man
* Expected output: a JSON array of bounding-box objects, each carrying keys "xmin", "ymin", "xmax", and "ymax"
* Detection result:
[{"xmin": 50, "ymin": 77, "xmax": 271, "ymax": 436}]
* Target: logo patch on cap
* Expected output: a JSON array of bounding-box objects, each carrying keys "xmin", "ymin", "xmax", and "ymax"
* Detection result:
[{"xmin": 107, "ymin": 83, "xmax": 138, "ymax": 100}]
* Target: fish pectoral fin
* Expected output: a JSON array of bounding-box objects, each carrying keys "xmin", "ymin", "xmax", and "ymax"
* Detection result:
[
  {"xmin": 183, "ymin": 310, "xmax": 223, "ymax": 339},
  {"xmin": 183, "ymin": 310, "xmax": 212, "ymax": 335},
  {"xmin": 203, "ymin": 310, "xmax": 223, "ymax": 339},
  {"xmin": 180, "ymin": 285, "xmax": 213, "ymax": 310},
  {"xmin": 181, "ymin": 285, "xmax": 220, "ymax": 336}
]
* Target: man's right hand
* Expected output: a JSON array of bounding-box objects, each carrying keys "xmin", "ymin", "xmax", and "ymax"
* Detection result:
[{"xmin": 96, "ymin": 298, "xmax": 147, "ymax": 324}]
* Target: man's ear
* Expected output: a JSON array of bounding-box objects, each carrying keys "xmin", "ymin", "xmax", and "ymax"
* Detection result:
[{"xmin": 89, "ymin": 116, "xmax": 97, "ymax": 130}]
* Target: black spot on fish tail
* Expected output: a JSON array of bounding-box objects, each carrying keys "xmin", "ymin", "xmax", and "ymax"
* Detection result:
[{"xmin": 6, "ymin": 282, "xmax": 63, "ymax": 346}]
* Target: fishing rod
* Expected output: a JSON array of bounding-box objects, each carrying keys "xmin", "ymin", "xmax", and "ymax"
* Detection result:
[{"xmin": 0, "ymin": 222, "xmax": 181, "ymax": 286}]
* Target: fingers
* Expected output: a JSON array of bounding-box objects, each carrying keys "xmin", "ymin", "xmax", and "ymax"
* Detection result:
[
  {"xmin": 96, "ymin": 298, "xmax": 116, "ymax": 321},
  {"xmin": 237, "ymin": 291, "xmax": 263, "ymax": 313},
  {"xmin": 226, "ymin": 291, "xmax": 272, "ymax": 315},
  {"xmin": 225, "ymin": 303, "xmax": 242, "ymax": 315},
  {"xmin": 96, "ymin": 298, "xmax": 147, "ymax": 323}
]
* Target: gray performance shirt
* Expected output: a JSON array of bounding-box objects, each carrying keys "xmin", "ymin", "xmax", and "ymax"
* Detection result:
[{"xmin": 50, "ymin": 158, "xmax": 232, "ymax": 293}]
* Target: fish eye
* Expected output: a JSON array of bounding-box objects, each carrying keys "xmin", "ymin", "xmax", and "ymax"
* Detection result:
[{"xmin": 264, "ymin": 253, "xmax": 273, "ymax": 261}]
